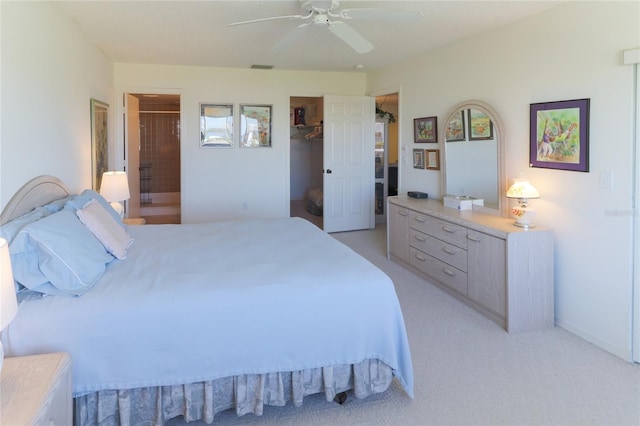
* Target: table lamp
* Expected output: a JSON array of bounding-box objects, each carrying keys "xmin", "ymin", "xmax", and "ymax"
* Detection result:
[
  {"xmin": 506, "ymin": 178, "xmax": 540, "ymax": 228},
  {"xmin": 0, "ymin": 237, "xmax": 18, "ymax": 374},
  {"xmin": 100, "ymin": 171, "xmax": 130, "ymax": 219}
]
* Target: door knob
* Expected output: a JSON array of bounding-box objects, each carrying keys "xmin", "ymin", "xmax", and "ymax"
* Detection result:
[{"xmin": 326, "ymin": 169, "xmax": 332, "ymax": 174}]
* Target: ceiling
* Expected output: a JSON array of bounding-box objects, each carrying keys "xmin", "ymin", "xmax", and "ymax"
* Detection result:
[{"xmin": 54, "ymin": 1, "xmax": 563, "ymax": 73}]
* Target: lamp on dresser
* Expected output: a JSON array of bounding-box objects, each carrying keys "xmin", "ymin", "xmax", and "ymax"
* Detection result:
[
  {"xmin": 0, "ymin": 237, "xmax": 18, "ymax": 374},
  {"xmin": 506, "ymin": 178, "xmax": 540, "ymax": 228},
  {"xmin": 100, "ymin": 171, "xmax": 130, "ymax": 219}
]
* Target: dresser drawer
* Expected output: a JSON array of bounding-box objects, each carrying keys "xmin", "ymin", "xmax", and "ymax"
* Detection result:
[
  {"xmin": 409, "ymin": 212, "xmax": 467, "ymax": 249},
  {"xmin": 409, "ymin": 229, "xmax": 467, "ymax": 272},
  {"xmin": 409, "ymin": 247, "xmax": 468, "ymax": 295}
]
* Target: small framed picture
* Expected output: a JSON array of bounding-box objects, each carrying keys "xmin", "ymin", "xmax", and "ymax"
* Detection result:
[
  {"xmin": 240, "ymin": 104, "xmax": 272, "ymax": 147},
  {"xmin": 468, "ymin": 109, "xmax": 494, "ymax": 140},
  {"xmin": 200, "ymin": 103, "xmax": 234, "ymax": 148},
  {"xmin": 529, "ymin": 98, "xmax": 589, "ymax": 172},
  {"xmin": 414, "ymin": 116, "xmax": 438, "ymax": 143},
  {"xmin": 413, "ymin": 149, "xmax": 424, "ymax": 169},
  {"xmin": 425, "ymin": 149, "xmax": 440, "ymax": 170},
  {"xmin": 445, "ymin": 110, "xmax": 465, "ymax": 142}
]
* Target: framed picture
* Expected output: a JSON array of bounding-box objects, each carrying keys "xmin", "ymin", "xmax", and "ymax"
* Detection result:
[
  {"xmin": 413, "ymin": 149, "xmax": 424, "ymax": 169},
  {"xmin": 240, "ymin": 104, "xmax": 272, "ymax": 147},
  {"xmin": 200, "ymin": 103, "xmax": 234, "ymax": 148},
  {"xmin": 414, "ymin": 116, "xmax": 437, "ymax": 143},
  {"xmin": 90, "ymin": 98, "xmax": 109, "ymax": 191},
  {"xmin": 425, "ymin": 149, "xmax": 440, "ymax": 170},
  {"xmin": 445, "ymin": 110, "xmax": 465, "ymax": 142},
  {"xmin": 530, "ymin": 98, "xmax": 590, "ymax": 172},
  {"xmin": 468, "ymin": 109, "xmax": 493, "ymax": 140}
]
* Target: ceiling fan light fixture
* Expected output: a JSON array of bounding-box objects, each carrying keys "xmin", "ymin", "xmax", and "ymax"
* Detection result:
[{"xmin": 250, "ymin": 64, "xmax": 274, "ymax": 70}]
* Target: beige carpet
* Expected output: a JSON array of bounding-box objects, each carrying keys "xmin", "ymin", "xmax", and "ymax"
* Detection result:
[{"xmin": 169, "ymin": 224, "xmax": 640, "ymax": 426}]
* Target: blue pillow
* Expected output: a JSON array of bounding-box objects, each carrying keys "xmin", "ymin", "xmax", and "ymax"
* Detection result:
[
  {"xmin": 0, "ymin": 207, "xmax": 51, "ymax": 243},
  {"xmin": 9, "ymin": 210, "xmax": 114, "ymax": 297},
  {"xmin": 43, "ymin": 195, "xmax": 73, "ymax": 213},
  {"xmin": 64, "ymin": 190, "xmax": 124, "ymax": 228}
]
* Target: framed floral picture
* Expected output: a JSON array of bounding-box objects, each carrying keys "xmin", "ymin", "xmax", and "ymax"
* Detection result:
[
  {"xmin": 468, "ymin": 109, "xmax": 493, "ymax": 140},
  {"xmin": 90, "ymin": 98, "xmax": 109, "ymax": 191},
  {"xmin": 445, "ymin": 110, "xmax": 465, "ymax": 142},
  {"xmin": 414, "ymin": 116, "xmax": 437, "ymax": 143},
  {"xmin": 530, "ymin": 98, "xmax": 589, "ymax": 172}
]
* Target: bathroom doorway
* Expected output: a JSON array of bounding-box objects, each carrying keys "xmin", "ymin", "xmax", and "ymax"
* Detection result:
[{"xmin": 125, "ymin": 93, "xmax": 181, "ymax": 224}]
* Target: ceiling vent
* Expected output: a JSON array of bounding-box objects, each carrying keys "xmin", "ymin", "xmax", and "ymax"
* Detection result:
[{"xmin": 250, "ymin": 64, "xmax": 274, "ymax": 70}]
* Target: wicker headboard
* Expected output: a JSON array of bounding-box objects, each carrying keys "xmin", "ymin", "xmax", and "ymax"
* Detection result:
[{"xmin": 0, "ymin": 175, "xmax": 71, "ymax": 225}]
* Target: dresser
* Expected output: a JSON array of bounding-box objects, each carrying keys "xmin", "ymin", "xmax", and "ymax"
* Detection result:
[
  {"xmin": 387, "ymin": 196, "xmax": 554, "ymax": 332},
  {"xmin": 1, "ymin": 352, "xmax": 72, "ymax": 425}
]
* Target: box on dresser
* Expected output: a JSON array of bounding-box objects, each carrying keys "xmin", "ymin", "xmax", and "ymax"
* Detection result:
[{"xmin": 387, "ymin": 195, "xmax": 554, "ymax": 332}]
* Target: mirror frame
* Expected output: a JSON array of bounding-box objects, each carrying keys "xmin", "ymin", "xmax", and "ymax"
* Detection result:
[{"xmin": 441, "ymin": 100, "xmax": 507, "ymax": 217}]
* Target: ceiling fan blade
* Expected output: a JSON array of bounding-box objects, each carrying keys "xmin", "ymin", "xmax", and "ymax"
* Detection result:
[
  {"xmin": 272, "ymin": 23, "xmax": 310, "ymax": 52},
  {"xmin": 339, "ymin": 8, "xmax": 423, "ymax": 22},
  {"xmin": 228, "ymin": 13, "xmax": 310, "ymax": 27},
  {"xmin": 328, "ymin": 21, "xmax": 373, "ymax": 54}
]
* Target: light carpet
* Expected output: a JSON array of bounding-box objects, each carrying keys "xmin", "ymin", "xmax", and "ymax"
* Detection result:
[{"xmin": 169, "ymin": 224, "xmax": 640, "ymax": 426}]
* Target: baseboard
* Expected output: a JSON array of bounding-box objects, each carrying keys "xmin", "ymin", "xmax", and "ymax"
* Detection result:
[{"xmin": 555, "ymin": 317, "xmax": 633, "ymax": 362}]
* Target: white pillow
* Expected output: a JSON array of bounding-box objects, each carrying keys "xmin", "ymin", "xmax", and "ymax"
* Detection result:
[{"xmin": 76, "ymin": 199, "xmax": 134, "ymax": 260}]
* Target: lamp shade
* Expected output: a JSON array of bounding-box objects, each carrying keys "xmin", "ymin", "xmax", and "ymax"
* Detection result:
[
  {"xmin": 0, "ymin": 238, "xmax": 18, "ymax": 330},
  {"xmin": 506, "ymin": 178, "xmax": 540, "ymax": 199},
  {"xmin": 100, "ymin": 171, "xmax": 130, "ymax": 202}
]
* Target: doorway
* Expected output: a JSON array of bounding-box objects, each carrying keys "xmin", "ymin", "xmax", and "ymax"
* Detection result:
[
  {"xmin": 289, "ymin": 96, "xmax": 324, "ymax": 229},
  {"xmin": 375, "ymin": 93, "xmax": 399, "ymax": 223},
  {"xmin": 125, "ymin": 93, "xmax": 181, "ymax": 224}
]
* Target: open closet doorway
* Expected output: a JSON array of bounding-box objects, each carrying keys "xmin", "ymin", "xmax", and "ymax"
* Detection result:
[
  {"xmin": 289, "ymin": 96, "xmax": 324, "ymax": 229},
  {"xmin": 125, "ymin": 93, "xmax": 181, "ymax": 224},
  {"xmin": 375, "ymin": 93, "xmax": 399, "ymax": 224}
]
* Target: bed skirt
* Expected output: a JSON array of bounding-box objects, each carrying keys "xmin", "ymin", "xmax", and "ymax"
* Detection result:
[{"xmin": 74, "ymin": 359, "xmax": 394, "ymax": 425}]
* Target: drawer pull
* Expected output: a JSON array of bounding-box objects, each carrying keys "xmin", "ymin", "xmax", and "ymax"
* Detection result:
[
  {"xmin": 443, "ymin": 268, "xmax": 456, "ymax": 277},
  {"xmin": 414, "ymin": 216, "xmax": 426, "ymax": 223},
  {"xmin": 442, "ymin": 247, "xmax": 456, "ymax": 255},
  {"xmin": 414, "ymin": 253, "xmax": 426, "ymax": 261},
  {"xmin": 413, "ymin": 235, "xmax": 426, "ymax": 242},
  {"xmin": 442, "ymin": 226, "xmax": 456, "ymax": 233},
  {"xmin": 399, "ymin": 210, "xmax": 409, "ymax": 216},
  {"xmin": 467, "ymin": 235, "xmax": 481, "ymax": 242}
]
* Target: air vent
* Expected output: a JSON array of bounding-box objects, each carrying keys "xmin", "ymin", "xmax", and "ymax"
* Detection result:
[{"xmin": 250, "ymin": 64, "xmax": 274, "ymax": 70}]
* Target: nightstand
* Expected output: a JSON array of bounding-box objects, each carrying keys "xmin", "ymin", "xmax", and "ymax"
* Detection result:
[
  {"xmin": 124, "ymin": 218, "xmax": 146, "ymax": 225},
  {"xmin": 1, "ymin": 352, "xmax": 72, "ymax": 425}
]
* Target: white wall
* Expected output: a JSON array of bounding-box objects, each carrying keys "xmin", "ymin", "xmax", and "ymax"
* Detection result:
[
  {"xmin": 367, "ymin": 1, "xmax": 639, "ymax": 360},
  {"xmin": 0, "ymin": 2, "xmax": 113, "ymax": 203},
  {"xmin": 114, "ymin": 64, "xmax": 366, "ymax": 223}
]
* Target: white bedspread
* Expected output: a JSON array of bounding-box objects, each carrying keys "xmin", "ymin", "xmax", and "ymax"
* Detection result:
[{"xmin": 4, "ymin": 218, "xmax": 413, "ymax": 398}]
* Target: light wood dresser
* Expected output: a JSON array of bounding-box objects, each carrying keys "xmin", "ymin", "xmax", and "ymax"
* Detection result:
[
  {"xmin": 387, "ymin": 196, "xmax": 554, "ymax": 332},
  {"xmin": 1, "ymin": 352, "xmax": 72, "ymax": 425}
]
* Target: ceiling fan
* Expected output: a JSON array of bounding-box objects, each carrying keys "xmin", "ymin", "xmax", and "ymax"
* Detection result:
[{"xmin": 228, "ymin": 0, "xmax": 423, "ymax": 54}]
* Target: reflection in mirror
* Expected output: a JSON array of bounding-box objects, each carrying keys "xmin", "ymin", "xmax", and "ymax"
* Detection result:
[{"xmin": 442, "ymin": 100, "xmax": 506, "ymax": 216}]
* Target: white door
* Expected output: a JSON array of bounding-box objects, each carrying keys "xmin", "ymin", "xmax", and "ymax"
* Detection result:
[
  {"xmin": 323, "ymin": 95, "xmax": 375, "ymax": 233},
  {"xmin": 125, "ymin": 94, "xmax": 141, "ymax": 219}
]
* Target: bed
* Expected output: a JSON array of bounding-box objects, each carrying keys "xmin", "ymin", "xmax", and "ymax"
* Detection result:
[{"xmin": 0, "ymin": 175, "xmax": 414, "ymax": 425}]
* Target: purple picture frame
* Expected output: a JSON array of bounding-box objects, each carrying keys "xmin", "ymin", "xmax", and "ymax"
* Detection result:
[{"xmin": 529, "ymin": 98, "xmax": 590, "ymax": 172}]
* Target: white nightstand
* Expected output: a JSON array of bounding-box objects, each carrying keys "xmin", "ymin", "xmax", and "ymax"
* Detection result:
[{"xmin": 1, "ymin": 352, "xmax": 72, "ymax": 425}]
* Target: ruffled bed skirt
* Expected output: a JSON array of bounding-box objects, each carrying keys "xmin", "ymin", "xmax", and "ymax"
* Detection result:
[{"xmin": 74, "ymin": 359, "xmax": 393, "ymax": 426}]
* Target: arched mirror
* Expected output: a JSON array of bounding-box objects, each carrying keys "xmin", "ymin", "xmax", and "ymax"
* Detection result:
[{"xmin": 441, "ymin": 100, "xmax": 506, "ymax": 216}]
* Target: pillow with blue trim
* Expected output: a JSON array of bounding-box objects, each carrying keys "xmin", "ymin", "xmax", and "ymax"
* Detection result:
[{"xmin": 9, "ymin": 209, "xmax": 114, "ymax": 296}]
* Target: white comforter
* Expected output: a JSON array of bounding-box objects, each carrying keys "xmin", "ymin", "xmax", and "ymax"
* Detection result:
[{"xmin": 4, "ymin": 218, "xmax": 414, "ymax": 398}]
